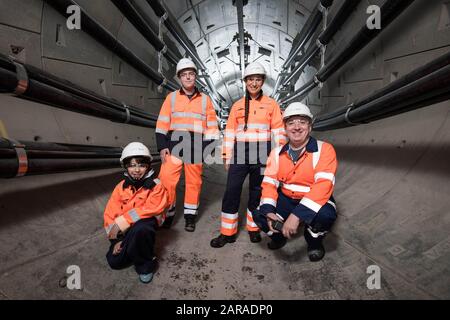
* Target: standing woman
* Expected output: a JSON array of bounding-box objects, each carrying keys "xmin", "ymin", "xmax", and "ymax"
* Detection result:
[{"xmin": 210, "ymin": 62, "xmax": 286, "ymax": 248}]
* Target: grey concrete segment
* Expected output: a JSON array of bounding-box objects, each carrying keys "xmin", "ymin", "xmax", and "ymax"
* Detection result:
[
  {"xmin": 0, "ymin": 0, "xmax": 43, "ymax": 33},
  {"xmin": 41, "ymin": 3, "xmax": 112, "ymax": 68},
  {"xmin": 0, "ymin": 25, "xmax": 42, "ymax": 68}
]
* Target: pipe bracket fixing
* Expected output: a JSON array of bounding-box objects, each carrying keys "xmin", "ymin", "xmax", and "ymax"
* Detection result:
[
  {"xmin": 344, "ymin": 104, "xmax": 360, "ymax": 125},
  {"xmin": 12, "ymin": 60, "xmax": 29, "ymax": 95},
  {"xmin": 9, "ymin": 138, "xmax": 28, "ymax": 177},
  {"xmin": 122, "ymin": 103, "xmax": 131, "ymax": 124}
]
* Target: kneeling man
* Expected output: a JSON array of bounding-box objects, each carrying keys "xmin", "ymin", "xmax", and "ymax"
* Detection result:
[{"xmin": 253, "ymin": 102, "xmax": 338, "ymax": 262}]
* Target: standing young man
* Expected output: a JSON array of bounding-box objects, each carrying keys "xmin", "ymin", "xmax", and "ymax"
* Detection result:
[{"xmin": 156, "ymin": 58, "xmax": 219, "ymax": 232}]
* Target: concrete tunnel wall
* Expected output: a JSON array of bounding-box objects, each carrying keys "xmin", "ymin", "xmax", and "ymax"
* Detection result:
[{"xmin": 0, "ymin": 0, "xmax": 449, "ymax": 299}]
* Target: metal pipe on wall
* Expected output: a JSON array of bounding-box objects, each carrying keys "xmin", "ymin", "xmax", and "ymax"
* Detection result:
[
  {"xmin": 279, "ymin": 0, "xmax": 414, "ymax": 105},
  {"xmin": 146, "ymin": 0, "xmax": 225, "ymax": 104},
  {"xmin": 0, "ymin": 138, "xmax": 161, "ymax": 178},
  {"xmin": 0, "ymin": 55, "xmax": 158, "ymax": 128},
  {"xmin": 44, "ymin": 0, "xmax": 179, "ymax": 91},
  {"xmin": 316, "ymin": 51, "xmax": 450, "ymax": 123},
  {"xmin": 271, "ymin": 0, "xmax": 334, "ymax": 96},
  {"xmin": 110, "ymin": 0, "xmax": 181, "ymax": 66},
  {"xmin": 313, "ymin": 64, "xmax": 450, "ymax": 131},
  {"xmin": 279, "ymin": 0, "xmax": 361, "ymax": 90}
]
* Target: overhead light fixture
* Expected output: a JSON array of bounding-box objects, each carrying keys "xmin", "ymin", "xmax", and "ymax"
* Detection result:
[
  {"xmin": 217, "ymin": 48, "xmax": 230, "ymax": 59},
  {"xmin": 258, "ymin": 47, "xmax": 272, "ymax": 57}
]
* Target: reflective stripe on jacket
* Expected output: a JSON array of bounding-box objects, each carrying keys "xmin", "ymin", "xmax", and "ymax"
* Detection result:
[
  {"xmin": 104, "ymin": 178, "xmax": 169, "ymax": 233},
  {"xmin": 222, "ymin": 94, "xmax": 286, "ymax": 161},
  {"xmin": 259, "ymin": 137, "xmax": 337, "ymax": 219},
  {"xmin": 155, "ymin": 89, "xmax": 219, "ymax": 152}
]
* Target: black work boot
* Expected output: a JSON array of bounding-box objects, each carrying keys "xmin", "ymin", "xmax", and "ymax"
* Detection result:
[
  {"xmin": 184, "ymin": 215, "xmax": 196, "ymax": 232},
  {"xmin": 248, "ymin": 231, "xmax": 261, "ymax": 243},
  {"xmin": 304, "ymin": 226, "xmax": 326, "ymax": 262},
  {"xmin": 267, "ymin": 237, "xmax": 287, "ymax": 250},
  {"xmin": 162, "ymin": 206, "xmax": 176, "ymax": 229},
  {"xmin": 161, "ymin": 216, "xmax": 174, "ymax": 229},
  {"xmin": 210, "ymin": 234, "xmax": 236, "ymax": 248},
  {"xmin": 308, "ymin": 244, "xmax": 325, "ymax": 262}
]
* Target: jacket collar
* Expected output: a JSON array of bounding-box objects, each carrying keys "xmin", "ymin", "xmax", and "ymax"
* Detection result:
[
  {"xmin": 279, "ymin": 136, "xmax": 318, "ymax": 155},
  {"xmin": 246, "ymin": 89, "xmax": 264, "ymax": 101},
  {"xmin": 179, "ymin": 86, "xmax": 199, "ymax": 97},
  {"xmin": 123, "ymin": 169, "xmax": 156, "ymax": 190}
]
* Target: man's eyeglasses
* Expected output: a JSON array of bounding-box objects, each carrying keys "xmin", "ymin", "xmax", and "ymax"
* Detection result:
[
  {"xmin": 286, "ymin": 118, "xmax": 310, "ymax": 127},
  {"xmin": 179, "ymin": 71, "xmax": 196, "ymax": 78}
]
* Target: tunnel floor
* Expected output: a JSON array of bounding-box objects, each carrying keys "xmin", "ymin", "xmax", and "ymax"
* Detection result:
[{"xmin": 0, "ymin": 164, "xmax": 433, "ymax": 300}]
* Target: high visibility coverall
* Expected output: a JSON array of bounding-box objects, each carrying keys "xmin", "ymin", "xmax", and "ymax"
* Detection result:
[
  {"xmin": 253, "ymin": 137, "xmax": 338, "ymax": 248},
  {"xmin": 219, "ymin": 93, "xmax": 286, "ymax": 236},
  {"xmin": 156, "ymin": 88, "xmax": 219, "ymax": 218},
  {"xmin": 104, "ymin": 174, "xmax": 169, "ymax": 274}
]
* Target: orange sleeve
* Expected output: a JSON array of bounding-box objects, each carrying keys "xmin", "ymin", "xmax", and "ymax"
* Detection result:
[
  {"xmin": 155, "ymin": 93, "xmax": 172, "ymax": 136},
  {"xmin": 204, "ymin": 96, "xmax": 220, "ymax": 140},
  {"xmin": 270, "ymin": 101, "xmax": 287, "ymax": 146},
  {"xmin": 103, "ymin": 182, "xmax": 124, "ymax": 234},
  {"xmin": 259, "ymin": 147, "xmax": 282, "ymax": 215}
]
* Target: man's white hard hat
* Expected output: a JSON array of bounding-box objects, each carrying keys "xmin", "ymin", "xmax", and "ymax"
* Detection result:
[
  {"xmin": 120, "ymin": 142, "xmax": 152, "ymax": 164},
  {"xmin": 283, "ymin": 102, "xmax": 314, "ymax": 120},
  {"xmin": 176, "ymin": 58, "xmax": 197, "ymax": 76},
  {"xmin": 243, "ymin": 61, "xmax": 266, "ymax": 79}
]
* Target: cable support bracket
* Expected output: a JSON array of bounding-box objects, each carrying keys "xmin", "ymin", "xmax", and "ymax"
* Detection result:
[
  {"xmin": 122, "ymin": 103, "xmax": 131, "ymax": 124},
  {"xmin": 11, "ymin": 59, "xmax": 29, "ymax": 95},
  {"xmin": 9, "ymin": 138, "xmax": 28, "ymax": 177}
]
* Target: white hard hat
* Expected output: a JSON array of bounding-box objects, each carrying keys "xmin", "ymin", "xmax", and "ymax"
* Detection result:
[
  {"xmin": 176, "ymin": 58, "xmax": 197, "ymax": 76},
  {"xmin": 243, "ymin": 62, "xmax": 266, "ymax": 79},
  {"xmin": 120, "ymin": 142, "xmax": 152, "ymax": 164},
  {"xmin": 283, "ymin": 102, "xmax": 314, "ymax": 120}
]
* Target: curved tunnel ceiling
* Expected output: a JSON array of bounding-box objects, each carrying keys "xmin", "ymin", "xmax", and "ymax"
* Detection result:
[{"xmin": 164, "ymin": 0, "xmax": 314, "ymax": 106}]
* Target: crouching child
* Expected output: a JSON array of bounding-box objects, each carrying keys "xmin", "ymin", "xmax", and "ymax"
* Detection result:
[{"xmin": 104, "ymin": 142, "xmax": 169, "ymax": 283}]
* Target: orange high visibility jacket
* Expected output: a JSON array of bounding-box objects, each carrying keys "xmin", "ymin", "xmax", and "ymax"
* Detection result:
[
  {"xmin": 155, "ymin": 88, "xmax": 219, "ymax": 152},
  {"xmin": 104, "ymin": 174, "xmax": 169, "ymax": 234},
  {"xmin": 222, "ymin": 94, "xmax": 286, "ymax": 161},
  {"xmin": 259, "ymin": 137, "xmax": 337, "ymax": 219}
]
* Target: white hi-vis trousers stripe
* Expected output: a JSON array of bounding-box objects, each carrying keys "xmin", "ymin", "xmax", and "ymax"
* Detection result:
[
  {"xmin": 222, "ymin": 212, "xmax": 238, "ymax": 220},
  {"xmin": 221, "ymin": 212, "xmax": 238, "ymax": 233},
  {"xmin": 307, "ymin": 226, "xmax": 328, "ymax": 238},
  {"xmin": 246, "ymin": 209, "xmax": 258, "ymax": 228},
  {"xmin": 184, "ymin": 203, "xmax": 199, "ymax": 215},
  {"xmin": 221, "ymin": 221, "xmax": 238, "ymax": 230}
]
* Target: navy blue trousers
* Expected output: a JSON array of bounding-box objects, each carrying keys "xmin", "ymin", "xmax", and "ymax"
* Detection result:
[
  {"xmin": 221, "ymin": 163, "xmax": 265, "ymax": 214},
  {"xmin": 106, "ymin": 218, "xmax": 157, "ymax": 275},
  {"xmin": 253, "ymin": 192, "xmax": 337, "ymax": 249}
]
